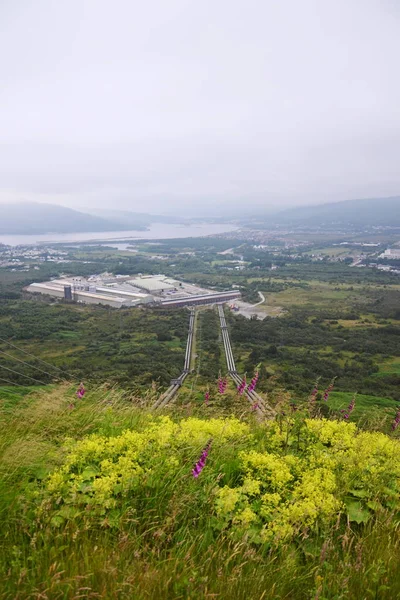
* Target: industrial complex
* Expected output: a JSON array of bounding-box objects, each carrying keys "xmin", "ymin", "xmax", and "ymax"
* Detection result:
[{"xmin": 26, "ymin": 273, "xmax": 241, "ymax": 309}]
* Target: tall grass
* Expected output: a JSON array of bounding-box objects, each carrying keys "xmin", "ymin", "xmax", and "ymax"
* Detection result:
[{"xmin": 0, "ymin": 385, "xmax": 399, "ymax": 599}]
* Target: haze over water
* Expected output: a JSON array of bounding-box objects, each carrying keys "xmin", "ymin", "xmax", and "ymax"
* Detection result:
[{"xmin": 0, "ymin": 222, "xmax": 238, "ymax": 247}]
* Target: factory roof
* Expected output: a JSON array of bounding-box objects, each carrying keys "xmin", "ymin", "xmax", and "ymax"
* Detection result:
[
  {"xmin": 75, "ymin": 291, "xmax": 127, "ymax": 303},
  {"xmin": 27, "ymin": 282, "xmax": 66, "ymax": 292},
  {"xmin": 27, "ymin": 283, "xmax": 127, "ymax": 303},
  {"xmin": 128, "ymin": 276, "xmax": 176, "ymax": 292},
  {"xmin": 95, "ymin": 286, "xmax": 150, "ymax": 299},
  {"xmin": 161, "ymin": 290, "xmax": 240, "ymax": 305}
]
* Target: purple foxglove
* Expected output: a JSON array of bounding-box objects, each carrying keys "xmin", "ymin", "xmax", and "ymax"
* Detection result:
[
  {"xmin": 342, "ymin": 395, "xmax": 356, "ymax": 419},
  {"xmin": 323, "ymin": 378, "xmax": 336, "ymax": 402},
  {"xmin": 392, "ymin": 409, "xmax": 400, "ymax": 431},
  {"xmin": 237, "ymin": 376, "xmax": 247, "ymax": 395},
  {"xmin": 76, "ymin": 383, "xmax": 85, "ymax": 399},
  {"xmin": 192, "ymin": 440, "xmax": 212, "ymax": 478}
]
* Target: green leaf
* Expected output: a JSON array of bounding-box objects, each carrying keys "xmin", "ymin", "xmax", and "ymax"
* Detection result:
[
  {"xmin": 81, "ymin": 467, "xmax": 99, "ymax": 480},
  {"xmin": 50, "ymin": 515, "xmax": 65, "ymax": 527},
  {"xmin": 58, "ymin": 506, "xmax": 81, "ymax": 519},
  {"xmin": 345, "ymin": 500, "xmax": 371, "ymax": 524},
  {"xmin": 383, "ymin": 487, "xmax": 398, "ymax": 498},
  {"xmin": 78, "ymin": 482, "xmax": 93, "ymax": 493},
  {"xmin": 35, "ymin": 467, "xmax": 49, "ymax": 480},
  {"xmin": 349, "ymin": 489, "xmax": 368, "ymax": 498}
]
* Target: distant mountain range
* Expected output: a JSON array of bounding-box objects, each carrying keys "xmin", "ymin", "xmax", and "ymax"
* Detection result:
[
  {"xmin": 83, "ymin": 208, "xmax": 185, "ymax": 227},
  {"xmin": 271, "ymin": 196, "xmax": 400, "ymax": 228},
  {"xmin": 0, "ymin": 196, "xmax": 399, "ymax": 235},
  {"xmin": 0, "ymin": 203, "xmax": 166, "ymax": 235}
]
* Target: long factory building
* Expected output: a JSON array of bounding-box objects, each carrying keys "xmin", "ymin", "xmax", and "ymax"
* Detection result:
[
  {"xmin": 26, "ymin": 276, "xmax": 241, "ymax": 309},
  {"xmin": 26, "ymin": 280, "xmax": 154, "ymax": 308}
]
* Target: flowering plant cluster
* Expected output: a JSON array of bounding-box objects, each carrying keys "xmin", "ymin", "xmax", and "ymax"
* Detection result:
[
  {"xmin": 40, "ymin": 416, "xmax": 249, "ymax": 523},
  {"xmin": 39, "ymin": 413, "xmax": 399, "ymax": 547},
  {"xmin": 215, "ymin": 418, "xmax": 400, "ymax": 544}
]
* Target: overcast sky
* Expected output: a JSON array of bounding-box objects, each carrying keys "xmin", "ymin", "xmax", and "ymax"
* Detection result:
[{"xmin": 1, "ymin": 0, "xmax": 399, "ymax": 215}]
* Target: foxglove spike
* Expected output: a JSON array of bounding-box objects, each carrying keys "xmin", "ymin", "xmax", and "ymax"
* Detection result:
[
  {"xmin": 323, "ymin": 377, "xmax": 336, "ymax": 402},
  {"xmin": 76, "ymin": 383, "xmax": 85, "ymax": 399},
  {"xmin": 192, "ymin": 440, "xmax": 212, "ymax": 478},
  {"xmin": 392, "ymin": 409, "xmax": 400, "ymax": 431},
  {"xmin": 342, "ymin": 395, "xmax": 356, "ymax": 419}
]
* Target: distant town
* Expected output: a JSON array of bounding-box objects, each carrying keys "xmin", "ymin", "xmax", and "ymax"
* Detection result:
[{"xmin": 1, "ymin": 232, "xmax": 400, "ymax": 277}]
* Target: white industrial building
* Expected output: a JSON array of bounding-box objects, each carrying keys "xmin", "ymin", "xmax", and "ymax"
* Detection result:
[
  {"xmin": 128, "ymin": 275, "xmax": 178, "ymax": 293},
  {"xmin": 26, "ymin": 273, "xmax": 241, "ymax": 309},
  {"xmin": 379, "ymin": 248, "xmax": 400, "ymax": 260},
  {"xmin": 26, "ymin": 278, "xmax": 154, "ymax": 308}
]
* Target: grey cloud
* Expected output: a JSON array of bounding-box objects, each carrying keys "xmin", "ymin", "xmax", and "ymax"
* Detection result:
[{"xmin": 0, "ymin": 0, "xmax": 399, "ymax": 214}]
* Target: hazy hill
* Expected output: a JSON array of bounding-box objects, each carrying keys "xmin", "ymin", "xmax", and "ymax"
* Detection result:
[
  {"xmin": 0, "ymin": 203, "xmax": 146, "ymax": 234},
  {"xmin": 83, "ymin": 208, "xmax": 184, "ymax": 227},
  {"xmin": 272, "ymin": 196, "xmax": 400, "ymax": 227}
]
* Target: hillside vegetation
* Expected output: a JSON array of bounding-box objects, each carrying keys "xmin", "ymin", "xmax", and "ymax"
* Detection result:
[
  {"xmin": 0, "ymin": 385, "xmax": 399, "ymax": 599},
  {"xmin": 0, "ymin": 302, "xmax": 188, "ymax": 388}
]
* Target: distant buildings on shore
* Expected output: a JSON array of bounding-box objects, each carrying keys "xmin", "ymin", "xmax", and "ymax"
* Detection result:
[{"xmin": 379, "ymin": 248, "xmax": 400, "ymax": 260}]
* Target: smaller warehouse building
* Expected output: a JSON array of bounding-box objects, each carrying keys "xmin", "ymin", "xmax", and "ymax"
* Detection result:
[{"xmin": 160, "ymin": 290, "xmax": 241, "ymax": 308}]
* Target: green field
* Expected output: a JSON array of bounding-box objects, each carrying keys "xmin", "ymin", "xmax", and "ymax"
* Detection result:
[
  {"xmin": 327, "ymin": 391, "xmax": 398, "ymax": 428},
  {"xmin": 259, "ymin": 280, "xmax": 400, "ymax": 314},
  {"xmin": 375, "ymin": 357, "xmax": 400, "ymax": 376}
]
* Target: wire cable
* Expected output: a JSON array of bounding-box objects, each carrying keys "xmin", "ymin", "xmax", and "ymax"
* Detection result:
[
  {"xmin": 0, "ymin": 349, "xmax": 63, "ymax": 380},
  {"xmin": 0, "ymin": 336, "xmax": 75, "ymax": 380},
  {"xmin": 0, "ymin": 377, "xmax": 31, "ymax": 397},
  {"xmin": 0, "ymin": 364, "xmax": 47, "ymax": 386},
  {"xmin": 0, "ymin": 376, "xmax": 24, "ymax": 387}
]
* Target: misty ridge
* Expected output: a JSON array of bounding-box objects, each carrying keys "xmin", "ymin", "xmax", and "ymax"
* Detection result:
[
  {"xmin": 0, "ymin": 197, "xmax": 399, "ymax": 235},
  {"xmin": 0, "ymin": 202, "xmax": 184, "ymax": 235}
]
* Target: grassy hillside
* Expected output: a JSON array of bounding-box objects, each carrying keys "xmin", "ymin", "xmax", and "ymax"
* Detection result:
[{"xmin": 0, "ymin": 385, "xmax": 399, "ymax": 599}]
